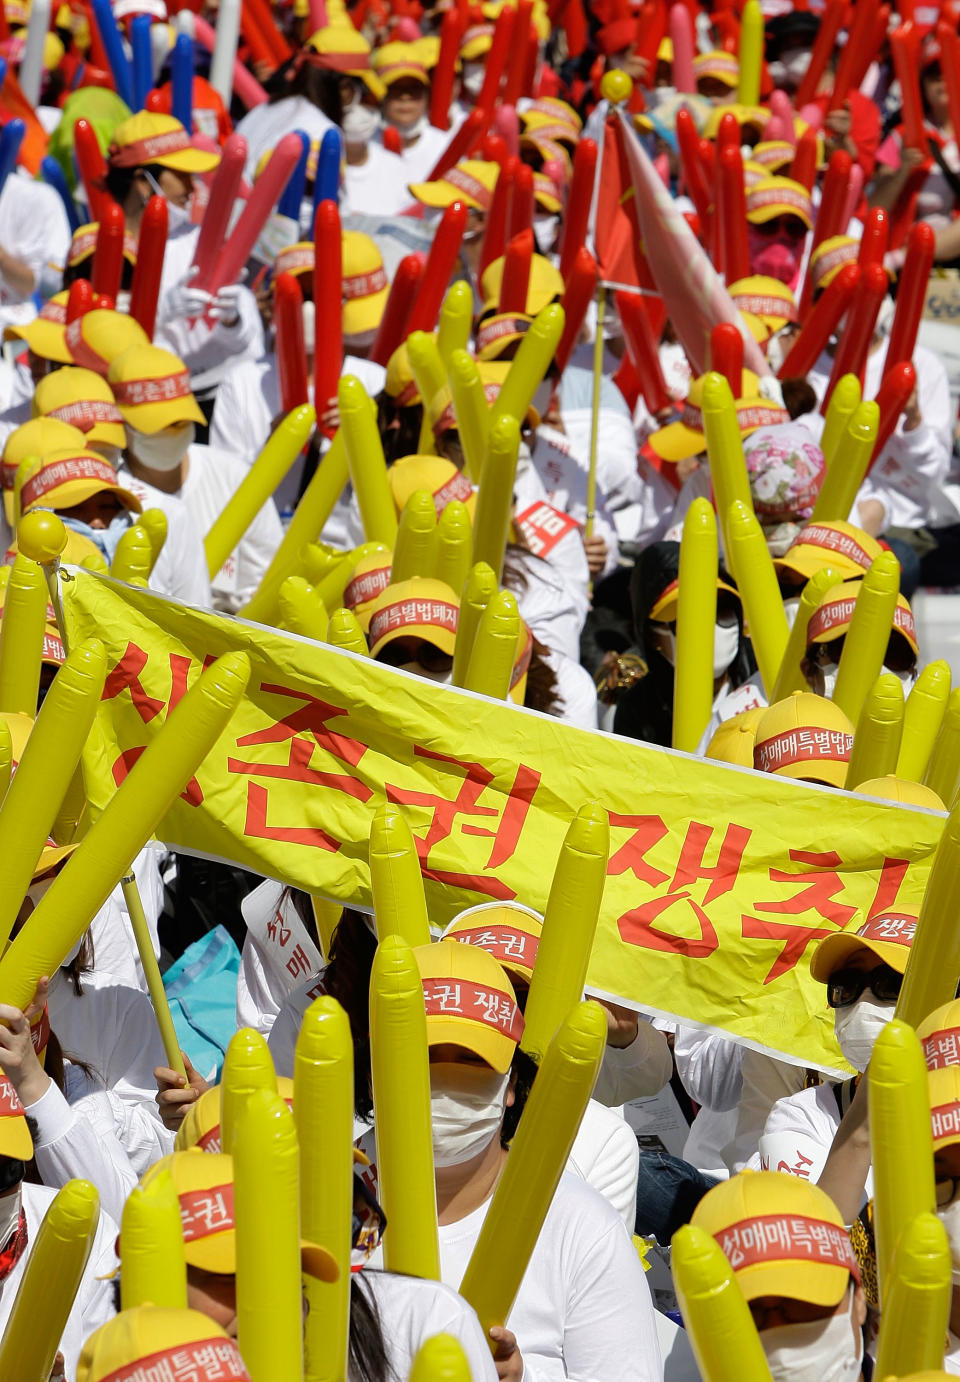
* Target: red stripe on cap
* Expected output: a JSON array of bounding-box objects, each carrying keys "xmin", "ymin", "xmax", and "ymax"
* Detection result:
[
  {"xmin": 40, "ymin": 300, "xmax": 67, "ymax": 324},
  {"xmin": 21, "ymin": 456, "xmax": 120, "ymax": 510},
  {"xmin": 0, "ymin": 1077, "xmax": 25, "ymax": 1118},
  {"xmin": 430, "ymin": 471, "xmax": 473, "ymax": 513},
  {"xmin": 924, "ymin": 1026, "xmax": 960, "ymax": 1071},
  {"xmin": 452, "ymin": 925, "xmax": 540, "ymax": 969},
  {"xmin": 112, "ymin": 371, "xmax": 193, "ymax": 407},
  {"xmin": 717, "ymin": 1213, "xmax": 860, "ymax": 1279},
  {"xmin": 275, "ymin": 246, "xmax": 315, "ymax": 276},
  {"xmin": 746, "ymin": 186, "xmax": 812, "ymax": 218},
  {"xmin": 731, "ymin": 293, "xmax": 798, "ymax": 322},
  {"xmin": 368, "ymin": 597, "xmax": 458, "ymax": 645},
  {"xmin": 792, "ymin": 524, "xmax": 875, "ymax": 568},
  {"xmin": 932, "ymin": 1100, "xmax": 960, "ymax": 1143},
  {"xmin": 343, "ymin": 266, "xmax": 388, "ymax": 300},
  {"xmin": 422, "ymin": 976, "xmax": 524, "ymax": 1042},
  {"xmin": 344, "ymin": 563, "xmax": 391, "ymax": 608},
  {"xmin": 855, "ymin": 913, "xmax": 916, "ymax": 945},
  {"xmin": 754, "ymin": 726, "xmax": 852, "ymax": 773},
  {"xmin": 178, "ymin": 1183, "xmax": 236, "ymax": 1241},
  {"xmin": 109, "ymin": 127, "xmax": 194, "ymax": 168},
  {"xmin": 49, "ymin": 398, "xmax": 123, "ymax": 431},
  {"xmin": 443, "ymin": 165, "xmax": 491, "ymax": 208},
  {"xmin": 97, "ymin": 1338, "xmax": 251, "ymax": 1382},
  {"xmin": 476, "ymin": 315, "xmax": 530, "ymax": 354},
  {"xmin": 64, "ymin": 317, "xmax": 108, "ymax": 374}
]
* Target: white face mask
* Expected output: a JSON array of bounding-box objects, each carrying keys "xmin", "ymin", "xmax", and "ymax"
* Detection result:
[
  {"xmin": 392, "ymin": 112, "xmax": 428, "ymax": 140},
  {"xmin": 937, "ymin": 1194, "xmax": 960, "ymax": 1282},
  {"xmin": 0, "ymin": 1187, "xmax": 21, "ymax": 1252},
  {"xmin": 713, "ymin": 622, "xmax": 740, "ymax": 678},
  {"xmin": 398, "ymin": 663, "xmax": 452, "ymax": 684},
  {"xmin": 834, "ymin": 995, "xmax": 895, "ymax": 1072},
  {"xmin": 126, "ymin": 423, "xmax": 194, "ymax": 473},
  {"xmin": 820, "ymin": 660, "xmax": 840, "ymax": 700},
  {"xmin": 763, "ymin": 1287, "xmax": 861, "ymax": 1382},
  {"xmin": 461, "ymin": 64, "xmax": 485, "ymax": 97},
  {"xmin": 533, "ymin": 215, "xmax": 558, "ymax": 255},
  {"xmin": 430, "ymin": 1062, "xmax": 509, "ymax": 1167},
  {"xmin": 342, "ymin": 103, "xmax": 381, "ymax": 145}
]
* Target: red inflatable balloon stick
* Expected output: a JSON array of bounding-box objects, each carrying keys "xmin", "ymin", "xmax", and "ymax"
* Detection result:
[
  {"xmin": 313, "ymin": 200, "xmax": 342, "ymax": 438},
  {"xmin": 274, "ymin": 272, "xmax": 310, "ymax": 414},
  {"xmin": 129, "ymin": 194, "xmax": 168, "ymax": 341}
]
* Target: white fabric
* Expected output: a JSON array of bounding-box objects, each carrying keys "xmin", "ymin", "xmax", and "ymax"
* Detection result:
[
  {"xmin": 592, "ymin": 1021, "xmax": 674, "ymax": 1108},
  {"xmin": 507, "ymin": 543, "xmax": 589, "ymax": 667},
  {"xmin": 87, "ymin": 845, "xmax": 165, "ymax": 993},
  {"xmin": 342, "ymin": 142, "xmax": 416, "ymax": 216},
  {"xmin": 726, "ymin": 1048, "xmax": 806, "ymax": 1172},
  {"xmin": 116, "ymin": 462, "xmax": 213, "ymax": 607},
  {"xmin": 236, "ymin": 97, "xmax": 337, "ymax": 181},
  {"xmin": 180, "ymin": 443, "xmax": 283, "ymax": 610},
  {"xmin": 385, "ymin": 120, "xmax": 451, "ymax": 184},
  {"xmin": 235, "ymin": 880, "xmax": 323, "ymax": 1034},
  {"xmin": 356, "ymin": 1271, "xmax": 498, "ymax": 1380},
  {"xmin": 24, "ymin": 1075, "xmax": 139, "ymax": 1225},
  {"xmin": 0, "ymin": 1184, "xmax": 117, "ymax": 1381},
  {"xmin": 0, "ymin": 172, "xmax": 71, "ymax": 331},
  {"xmin": 531, "ymin": 423, "xmax": 621, "ymax": 582},
  {"xmin": 268, "ymin": 968, "xmax": 329, "ymax": 1075},
  {"xmin": 753, "ymin": 1082, "xmax": 873, "ymax": 1206},
  {"xmin": 544, "ymin": 649, "xmax": 599, "ymax": 730},
  {"xmin": 564, "ymin": 1097, "xmax": 640, "ymax": 1229}
]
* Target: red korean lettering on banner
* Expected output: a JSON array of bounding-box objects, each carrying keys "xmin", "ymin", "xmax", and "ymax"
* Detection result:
[
  {"xmin": 741, "ymin": 849, "xmax": 858, "ymax": 983},
  {"xmin": 101, "ymin": 641, "xmax": 204, "ymax": 804}
]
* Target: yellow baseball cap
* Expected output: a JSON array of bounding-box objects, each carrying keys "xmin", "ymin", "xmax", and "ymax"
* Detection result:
[
  {"xmin": 809, "ymin": 235, "xmax": 860, "ymax": 293},
  {"xmin": 745, "ymin": 176, "xmax": 813, "ymax": 230},
  {"xmin": 809, "ymin": 910, "xmax": 917, "ymax": 982},
  {"xmin": 388, "ymin": 454, "xmax": 475, "ymax": 516},
  {"xmin": 342, "ymin": 231, "xmax": 389, "ymax": 336},
  {"xmin": 693, "ymin": 49, "xmax": 739, "ymax": 87},
  {"xmin": 703, "ymin": 103, "xmax": 769, "ymax": 139},
  {"xmin": 19, "ymin": 448, "xmax": 142, "ymax": 516},
  {"xmin": 649, "ymin": 574, "xmax": 740, "ymax": 622},
  {"xmin": 928, "ymin": 1066, "xmax": 960, "ymax": 1152},
  {"xmin": 343, "ymin": 548, "xmax": 394, "ymax": 629},
  {"xmin": 414, "ymin": 937, "xmax": 524, "ymax": 1072},
  {"xmin": 752, "ymin": 691, "xmax": 855, "ymax": 789},
  {"xmin": 0, "ymin": 1068, "xmax": 33, "ymax": 1159},
  {"xmin": 175, "ymin": 1077, "xmax": 295, "ymax": 1154},
  {"xmin": 274, "ymin": 241, "xmax": 314, "ymax": 280},
  {"xmin": 1, "ymin": 416, "xmax": 87, "ymax": 525},
  {"xmin": 480, "ymin": 252, "xmax": 564, "ymax": 316},
  {"xmin": 918, "ymin": 999, "xmax": 960, "ymax": 1073},
  {"xmin": 704, "ymin": 706, "xmax": 766, "ymax": 766},
  {"xmin": 649, "ymin": 371, "xmax": 789, "ymax": 463},
  {"xmin": 774, "ymin": 521, "xmax": 884, "ymax": 583},
  {"xmin": 108, "ymin": 111, "xmax": 221, "ymax": 174},
  {"xmin": 854, "ymin": 775, "xmax": 946, "ymax": 811},
  {"xmin": 4, "ymin": 290, "xmax": 70, "ymax": 362},
  {"xmin": 367, "ymin": 575, "xmax": 460, "ymax": 658},
  {"xmin": 522, "ymin": 97, "xmax": 582, "ymax": 133},
  {"xmin": 533, "ymin": 172, "xmax": 562, "ymax": 214},
  {"xmin": 727, "ymin": 276, "xmax": 798, "ymax": 343},
  {"xmin": 66, "ymin": 222, "xmax": 138, "ymax": 272},
  {"xmin": 459, "ymin": 19, "xmax": 494, "ymax": 60},
  {"xmin": 476, "ymin": 310, "xmax": 534, "ymax": 361},
  {"xmin": 64, "ymin": 308, "xmax": 150, "ymax": 377},
  {"xmin": 305, "ymin": 25, "xmax": 386, "ymax": 100},
  {"xmin": 141, "ymin": 1150, "xmax": 339, "ymax": 1280},
  {"xmin": 372, "ymin": 40, "xmax": 430, "ymax": 86},
  {"xmin": 78, "ymin": 1306, "xmax": 250, "ymax": 1382},
  {"xmin": 108, "ymin": 344, "xmax": 205, "ymax": 433},
  {"xmin": 409, "ymin": 159, "xmax": 499, "ymax": 211},
  {"xmin": 33, "ymin": 367, "xmax": 126, "ymax": 450},
  {"xmin": 385, "ymin": 342, "xmax": 421, "ymax": 407},
  {"xmin": 806, "ymin": 579, "xmax": 919, "ymax": 658},
  {"xmin": 519, "ymin": 111, "xmax": 579, "ymax": 149},
  {"xmin": 691, "ymin": 1170, "xmax": 859, "ymax": 1307},
  {"xmin": 750, "ymin": 140, "xmax": 796, "ymax": 172},
  {"xmin": 441, "ymin": 900, "xmax": 544, "ymax": 984}
]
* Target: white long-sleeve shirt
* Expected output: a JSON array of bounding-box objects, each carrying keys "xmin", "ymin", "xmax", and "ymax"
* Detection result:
[
  {"xmin": 115, "ymin": 462, "xmax": 213, "ymax": 608},
  {"xmin": 0, "ymin": 172, "xmax": 71, "ymax": 331}
]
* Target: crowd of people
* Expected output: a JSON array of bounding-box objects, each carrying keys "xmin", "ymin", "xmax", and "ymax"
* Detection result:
[{"xmin": 0, "ymin": 0, "xmax": 959, "ymax": 1376}]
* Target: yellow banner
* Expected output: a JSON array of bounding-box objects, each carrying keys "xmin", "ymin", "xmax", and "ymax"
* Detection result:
[{"xmin": 58, "ymin": 567, "xmax": 945, "ymax": 1074}]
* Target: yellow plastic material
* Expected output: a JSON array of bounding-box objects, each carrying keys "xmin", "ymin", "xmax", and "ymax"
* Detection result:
[
  {"xmin": 471, "ymin": 415, "xmax": 520, "ymax": 582},
  {"xmin": 279, "ymin": 576, "xmax": 329, "ymax": 642},
  {"xmin": 701, "ymin": 373, "xmax": 752, "ymax": 556},
  {"xmin": 845, "ymin": 673, "xmax": 904, "ymax": 789},
  {"xmin": 490, "ymin": 303, "xmax": 564, "ymax": 431},
  {"xmin": 315, "ymin": 542, "xmax": 389, "ymax": 613},
  {"xmin": 0, "ymin": 717, "xmax": 10, "ymax": 800},
  {"xmin": 464, "ymin": 589, "xmax": 520, "ymax": 700},
  {"xmin": 434, "ymin": 500, "xmax": 472, "ymax": 593},
  {"xmin": 599, "ymin": 68, "xmax": 633, "ymax": 104},
  {"xmin": 311, "ymin": 895, "xmax": 341, "ymax": 960},
  {"xmin": 521, "ymin": 802, "xmax": 610, "ymax": 1059},
  {"xmin": 820, "ymin": 374, "xmax": 861, "ymax": 471},
  {"xmin": 737, "ymin": 0, "xmax": 764, "ymax": 106},
  {"xmin": 725, "ymin": 500, "xmax": 790, "ymax": 695},
  {"xmin": 898, "ymin": 794, "xmax": 960, "ymax": 1026},
  {"xmin": 122, "ymin": 872, "xmax": 186, "ymax": 1079},
  {"xmin": 339, "ymin": 377, "xmax": 398, "ymax": 546},
  {"xmin": 673, "ymin": 498, "xmax": 718, "ymax": 753},
  {"xmin": 925, "ymin": 687, "xmax": 960, "ymax": 810},
  {"xmin": 436, "ymin": 281, "xmax": 474, "ymax": 373},
  {"xmin": 831, "ymin": 549, "xmax": 900, "ymax": 725},
  {"xmin": 868, "ymin": 1019, "xmax": 936, "ymax": 1305},
  {"xmin": 369, "ymin": 933, "xmax": 440, "ymax": 1279},
  {"xmin": 392, "ymin": 491, "xmax": 438, "ymax": 584},
  {"xmin": 873, "ymin": 1212, "xmax": 951, "ymax": 1380},
  {"xmin": 0, "ymin": 554, "xmax": 47, "ymax": 714},
  {"xmin": 111, "ymin": 524, "xmax": 153, "ymax": 585},
  {"xmin": 80, "ymin": 550, "xmax": 109, "ymax": 574},
  {"xmin": 448, "ymin": 348, "xmax": 490, "ymax": 482},
  {"xmin": 407, "ymin": 331, "xmax": 448, "ymax": 453},
  {"xmin": 241, "ymin": 433, "xmax": 350, "ymax": 625},
  {"xmin": 294, "ymin": 996, "xmax": 353, "ymax": 1382},
  {"xmin": 810, "ymin": 400, "xmax": 879, "ymax": 523},
  {"xmin": 301, "ymin": 544, "xmax": 344, "ymax": 588},
  {"xmin": 234, "ymin": 1088, "xmax": 304, "ymax": 1382},
  {"xmin": 369, "ymin": 803, "xmax": 431, "ymax": 948},
  {"xmin": 0, "ymin": 651, "xmax": 251, "ymax": 1012},
  {"xmin": 899, "ymin": 661, "xmax": 951, "ymax": 783},
  {"xmin": 459, "ymin": 1001, "xmax": 607, "ymax": 1337},
  {"xmin": 408, "ymin": 1335, "xmax": 474, "ymax": 1381},
  {"xmin": 119, "ymin": 1167, "xmax": 188, "ymax": 1311},
  {"xmin": 139, "ymin": 507, "xmax": 168, "ymax": 570},
  {"xmin": 771, "ymin": 567, "xmax": 840, "ymax": 701},
  {"xmin": 16, "ymin": 510, "xmax": 67, "ymax": 566},
  {"xmin": 220, "ymin": 1027, "xmax": 278, "ymax": 1157},
  {"xmin": 452, "ymin": 561, "xmax": 497, "ymax": 687},
  {"xmin": 325, "ymin": 608, "xmax": 369, "ymax": 656},
  {"xmin": 0, "ymin": 639, "xmax": 105, "ymax": 951},
  {"xmin": 0, "ymin": 1179, "xmax": 101, "ymax": 1380},
  {"xmin": 671, "ymin": 1224, "xmax": 773, "ymax": 1382},
  {"xmin": 205, "ymin": 404, "xmax": 315, "ymax": 579}
]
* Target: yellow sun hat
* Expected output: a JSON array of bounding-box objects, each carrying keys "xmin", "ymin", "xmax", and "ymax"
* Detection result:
[
  {"xmin": 33, "ymin": 366, "xmax": 126, "ymax": 450},
  {"xmin": 414, "ymin": 937, "xmax": 524, "ymax": 1073},
  {"xmin": 108, "ymin": 344, "xmax": 206, "ymax": 434},
  {"xmin": 19, "ymin": 447, "xmax": 142, "ymax": 516},
  {"xmin": 409, "ymin": 159, "xmax": 499, "ymax": 211},
  {"xmin": 1, "ymin": 416, "xmax": 87, "ymax": 525},
  {"xmin": 367, "ymin": 575, "xmax": 460, "ymax": 659},
  {"xmin": 3, "ymin": 290, "xmax": 71, "ymax": 363},
  {"xmin": 108, "ymin": 111, "xmax": 221, "ymax": 174},
  {"xmin": 752, "ymin": 690, "xmax": 855, "ymax": 789}
]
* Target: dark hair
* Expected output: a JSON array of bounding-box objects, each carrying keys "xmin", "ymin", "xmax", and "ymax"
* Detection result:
[
  {"xmin": 63, "ymin": 928, "xmax": 96, "ymax": 997},
  {"xmin": 63, "ymin": 254, "xmax": 135, "ymax": 292},
  {"xmin": 501, "ymin": 1046, "xmax": 539, "ymax": 1146},
  {"xmin": 781, "ymin": 376, "xmax": 817, "ymax": 420},
  {"xmin": 350, "ymin": 1274, "xmax": 395, "ymax": 1382},
  {"xmin": 103, "ymin": 161, "xmax": 173, "ymax": 211},
  {"xmin": 265, "ymin": 54, "xmax": 344, "ymax": 124},
  {"xmin": 376, "ymin": 392, "xmax": 424, "ymax": 467}
]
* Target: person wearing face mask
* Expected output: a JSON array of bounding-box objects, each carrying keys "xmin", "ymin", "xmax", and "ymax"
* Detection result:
[
  {"xmin": 357, "ymin": 939, "xmax": 664, "ymax": 1382},
  {"xmin": 0, "ymin": 1078, "xmax": 119, "ymax": 1380},
  {"xmin": 33, "ymin": 367, "xmax": 129, "ymax": 472},
  {"xmin": 0, "ymin": 416, "xmax": 87, "ymax": 549},
  {"xmin": 111, "ymin": 343, "xmax": 282, "ymax": 612},
  {"xmin": 773, "ymin": 518, "xmax": 884, "ymax": 627},
  {"xmin": 208, "ymin": 234, "xmax": 388, "ymax": 531},
  {"xmin": 104, "ymin": 113, "xmax": 264, "ymax": 411},
  {"xmin": 692, "ymin": 1171, "xmax": 867, "ymax": 1382},
  {"xmin": 372, "ymin": 44, "xmax": 452, "ymax": 184},
  {"xmin": 340, "ymin": 76, "xmax": 413, "ymax": 218},
  {"xmin": 744, "ymin": 178, "xmax": 813, "ymax": 293},
  {"xmin": 17, "ymin": 446, "xmax": 142, "ymax": 565},
  {"xmin": 800, "ymin": 579, "xmax": 920, "ymax": 701},
  {"xmin": 366, "ymin": 575, "xmax": 459, "ymax": 684}
]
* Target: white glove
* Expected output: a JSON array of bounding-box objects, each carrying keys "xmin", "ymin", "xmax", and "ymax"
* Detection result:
[
  {"xmin": 210, "ymin": 281, "xmax": 244, "ymax": 327},
  {"xmin": 166, "ymin": 266, "xmax": 213, "ymax": 321}
]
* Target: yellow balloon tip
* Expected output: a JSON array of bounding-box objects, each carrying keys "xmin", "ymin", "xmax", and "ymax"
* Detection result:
[{"xmin": 17, "ymin": 511, "xmax": 67, "ymax": 565}]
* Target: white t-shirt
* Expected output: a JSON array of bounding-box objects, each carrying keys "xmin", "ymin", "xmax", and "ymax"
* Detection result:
[
  {"xmin": 342, "ymin": 142, "xmax": 416, "ymax": 217},
  {"xmin": 387, "ymin": 121, "xmax": 452, "ymax": 185},
  {"xmin": 753, "ymin": 1081, "xmax": 873, "ymax": 1203},
  {"xmin": 180, "ymin": 443, "xmax": 283, "ymax": 611},
  {"xmin": 236, "ymin": 97, "xmax": 337, "ymax": 182},
  {"xmin": 116, "ymin": 462, "xmax": 213, "ymax": 608},
  {"xmin": 357, "ymin": 1270, "xmax": 499, "ymax": 1380}
]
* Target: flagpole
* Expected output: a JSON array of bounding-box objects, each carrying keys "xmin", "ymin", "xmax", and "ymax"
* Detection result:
[{"xmin": 586, "ymin": 283, "xmax": 605, "ymax": 552}]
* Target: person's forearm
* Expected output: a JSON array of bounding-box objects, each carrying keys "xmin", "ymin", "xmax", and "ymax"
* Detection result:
[
  {"xmin": 0, "ymin": 245, "xmax": 35, "ymax": 298},
  {"xmin": 869, "ymin": 166, "xmax": 910, "ymax": 214}
]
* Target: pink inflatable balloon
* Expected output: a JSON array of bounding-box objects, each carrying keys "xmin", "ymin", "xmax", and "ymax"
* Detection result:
[
  {"xmin": 799, "ymin": 102, "xmax": 824, "ymax": 130},
  {"xmin": 669, "ymin": 3, "xmax": 696, "ymax": 94},
  {"xmin": 841, "ymin": 164, "xmax": 866, "ymax": 232},
  {"xmin": 494, "ymin": 103, "xmax": 520, "ymax": 157},
  {"xmin": 766, "ymin": 90, "xmax": 798, "ymax": 145}
]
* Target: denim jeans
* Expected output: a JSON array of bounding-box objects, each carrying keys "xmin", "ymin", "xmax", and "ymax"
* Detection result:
[{"xmin": 634, "ymin": 1148, "xmax": 720, "ymax": 1245}]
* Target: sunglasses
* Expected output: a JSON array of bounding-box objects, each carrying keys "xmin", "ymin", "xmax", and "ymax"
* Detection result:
[
  {"xmin": 826, "ymin": 963, "xmax": 902, "ymax": 1009},
  {"xmin": 753, "ymin": 215, "xmax": 808, "ymax": 240}
]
